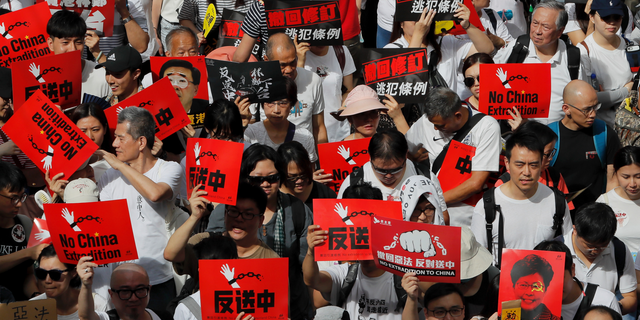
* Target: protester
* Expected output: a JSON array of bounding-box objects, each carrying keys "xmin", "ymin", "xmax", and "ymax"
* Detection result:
[
  {"xmin": 461, "ymin": 53, "xmax": 494, "ymax": 110},
  {"xmin": 399, "ymin": 175, "xmax": 447, "ymax": 225},
  {"xmin": 97, "ymin": 45, "xmax": 144, "ymax": 106},
  {"xmin": 402, "ymin": 283, "xmax": 467, "ymax": 320},
  {"xmin": 340, "ymin": 85, "xmax": 389, "ymax": 141}
]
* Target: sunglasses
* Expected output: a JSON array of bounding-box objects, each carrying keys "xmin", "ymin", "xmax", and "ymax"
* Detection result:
[
  {"xmin": 371, "ymin": 161, "xmax": 406, "ymax": 176},
  {"xmin": 247, "ymin": 174, "xmax": 280, "ymax": 185},
  {"xmin": 35, "ymin": 268, "xmax": 71, "ymax": 281},
  {"xmin": 464, "ymin": 76, "xmax": 479, "ymax": 88}
]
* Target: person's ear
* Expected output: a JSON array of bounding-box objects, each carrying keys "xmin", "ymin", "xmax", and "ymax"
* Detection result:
[
  {"xmin": 133, "ymin": 69, "xmax": 142, "ymax": 81},
  {"xmin": 47, "ymin": 37, "xmax": 54, "ymax": 51},
  {"xmin": 138, "ymin": 136, "xmax": 147, "ymax": 152}
]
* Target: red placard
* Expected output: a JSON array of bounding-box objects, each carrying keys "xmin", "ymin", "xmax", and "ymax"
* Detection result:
[
  {"xmin": 312, "ymin": 199, "xmax": 402, "ymax": 261},
  {"xmin": 27, "ymin": 218, "xmax": 51, "ymax": 248},
  {"xmin": 36, "ymin": 0, "xmax": 115, "ymax": 37},
  {"xmin": 479, "ymin": 63, "xmax": 551, "ymax": 120},
  {"xmin": 2, "ymin": 90, "xmax": 99, "ymax": 177},
  {"xmin": 317, "ymin": 138, "xmax": 371, "ymax": 193},
  {"xmin": 498, "ymin": 249, "xmax": 564, "ymax": 319},
  {"xmin": 371, "ymin": 216, "xmax": 461, "ymax": 282},
  {"xmin": 12, "ymin": 50, "xmax": 82, "ymax": 110},
  {"xmin": 150, "ymin": 56, "xmax": 209, "ymax": 101},
  {"xmin": 0, "ymin": 3, "xmax": 53, "ymax": 68},
  {"xmin": 186, "ymin": 138, "xmax": 243, "ymax": 206},
  {"xmin": 44, "ymin": 199, "xmax": 139, "ymax": 265},
  {"xmin": 104, "ymin": 77, "xmax": 190, "ymax": 140},
  {"xmin": 437, "ymin": 140, "xmax": 480, "ymax": 206},
  {"xmin": 199, "ymin": 258, "xmax": 288, "ymax": 320}
]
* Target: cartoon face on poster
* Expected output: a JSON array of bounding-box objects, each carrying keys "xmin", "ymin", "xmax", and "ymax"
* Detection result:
[
  {"xmin": 498, "ymin": 249, "xmax": 564, "ymax": 320},
  {"xmin": 150, "ymin": 56, "xmax": 209, "ymax": 102},
  {"xmin": 317, "ymin": 138, "xmax": 371, "ymax": 193}
]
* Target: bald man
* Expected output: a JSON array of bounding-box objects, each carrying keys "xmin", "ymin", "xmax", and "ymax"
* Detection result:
[{"xmin": 548, "ymin": 80, "xmax": 621, "ymax": 212}]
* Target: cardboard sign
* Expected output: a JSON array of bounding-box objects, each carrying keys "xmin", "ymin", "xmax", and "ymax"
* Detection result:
[
  {"xmin": 371, "ymin": 216, "xmax": 461, "ymax": 282},
  {"xmin": 45, "ymin": 199, "xmax": 138, "ymax": 265},
  {"xmin": 203, "ymin": 3, "xmax": 217, "ymax": 38},
  {"xmin": 104, "ymin": 77, "xmax": 191, "ymax": 141},
  {"xmin": 479, "ymin": 63, "xmax": 551, "ymax": 120},
  {"xmin": 361, "ymin": 48, "xmax": 429, "ymax": 103},
  {"xmin": 150, "ymin": 56, "xmax": 209, "ymax": 101},
  {"xmin": 36, "ymin": 0, "xmax": 115, "ymax": 37},
  {"xmin": 437, "ymin": 140, "xmax": 479, "ymax": 206},
  {"xmin": 396, "ymin": 0, "xmax": 483, "ymax": 34},
  {"xmin": 186, "ymin": 138, "xmax": 243, "ymax": 206},
  {"xmin": 0, "ymin": 3, "xmax": 53, "ymax": 68},
  {"xmin": 200, "ymin": 258, "xmax": 288, "ymax": 320},
  {"xmin": 2, "ymin": 91, "xmax": 99, "ymax": 177},
  {"xmin": 218, "ymin": 9, "xmax": 262, "ymax": 57},
  {"xmin": 12, "ymin": 50, "xmax": 82, "ymax": 110},
  {"xmin": 317, "ymin": 138, "xmax": 371, "ymax": 193},
  {"xmin": 0, "ymin": 298, "xmax": 56, "ymax": 320},
  {"xmin": 313, "ymin": 199, "xmax": 402, "ymax": 261},
  {"xmin": 27, "ymin": 218, "xmax": 52, "ymax": 248},
  {"xmin": 265, "ymin": 0, "xmax": 343, "ymax": 45},
  {"xmin": 498, "ymin": 249, "xmax": 564, "ymax": 320},
  {"xmin": 206, "ymin": 58, "xmax": 287, "ymax": 103}
]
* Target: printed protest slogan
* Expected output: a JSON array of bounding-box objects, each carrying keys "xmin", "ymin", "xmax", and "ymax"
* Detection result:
[
  {"xmin": 318, "ymin": 138, "xmax": 371, "ymax": 193},
  {"xmin": 186, "ymin": 138, "xmax": 243, "ymax": 206},
  {"xmin": 218, "ymin": 9, "xmax": 262, "ymax": 57},
  {"xmin": 206, "ymin": 59, "xmax": 287, "ymax": 103},
  {"xmin": 45, "ymin": 199, "xmax": 138, "ymax": 265},
  {"xmin": 0, "ymin": 3, "xmax": 53, "ymax": 67},
  {"xmin": 479, "ymin": 63, "xmax": 551, "ymax": 119},
  {"xmin": 0, "ymin": 298, "xmax": 56, "ymax": 320},
  {"xmin": 27, "ymin": 218, "xmax": 51, "ymax": 248},
  {"xmin": 150, "ymin": 56, "xmax": 209, "ymax": 102},
  {"xmin": 265, "ymin": 0, "xmax": 343, "ymax": 45},
  {"xmin": 104, "ymin": 77, "xmax": 191, "ymax": 140},
  {"xmin": 371, "ymin": 216, "xmax": 461, "ymax": 282},
  {"xmin": 361, "ymin": 48, "xmax": 429, "ymax": 103},
  {"xmin": 2, "ymin": 91, "xmax": 99, "ymax": 177},
  {"xmin": 200, "ymin": 258, "xmax": 288, "ymax": 320},
  {"xmin": 37, "ymin": 0, "xmax": 115, "ymax": 36},
  {"xmin": 396, "ymin": 0, "xmax": 483, "ymax": 35},
  {"xmin": 13, "ymin": 50, "xmax": 82, "ymax": 110},
  {"xmin": 313, "ymin": 199, "xmax": 402, "ymax": 261},
  {"xmin": 437, "ymin": 140, "xmax": 479, "ymax": 206}
]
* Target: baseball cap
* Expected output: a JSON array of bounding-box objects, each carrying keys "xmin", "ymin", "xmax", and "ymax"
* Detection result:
[
  {"xmin": 97, "ymin": 45, "xmax": 143, "ymax": 73},
  {"xmin": 590, "ymin": 0, "xmax": 626, "ymax": 17},
  {"xmin": 340, "ymin": 85, "xmax": 388, "ymax": 118},
  {"xmin": 0, "ymin": 67, "xmax": 11, "ymax": 97},
  {"xmin": 460, "ymin": 226, "xmax": 493, "ymax": 280},
  {"xmin": 63, "ymin": 178, "xmax": 99, "ymax": 204}
]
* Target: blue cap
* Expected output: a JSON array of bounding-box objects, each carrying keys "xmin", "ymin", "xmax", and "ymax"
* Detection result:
[{"xmin": 590, "ymin": 0, "xmax": 626, "ymax": 18}]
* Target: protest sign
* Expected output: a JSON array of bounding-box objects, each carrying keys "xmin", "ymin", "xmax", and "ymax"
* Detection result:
[
  {"xmin": 36, "ymin": 0, "xmax": 115, "ymax": 36},
  {"xmin": 45, "ymin": 199, "xmax": 138, "ymax": 265},
  {"xmin": 12, "ymin": 50, "xmax": 82, "ymax": 110},
  {"xmin": 436, "ymin": 140, "xmax": 480, "ymax": 206},
  {"xmin": 186, "ymin": 138, "xmax": 243, "ymax": 206},
  {"xmin": 2, "ymin": 90, "xmax": 98, "ymax": 177},
  {"xmin": 0, "ymin": 298, "xmax": 56, "ymax": 320},
  {"xmin": 265, "ymin": 0, "xmax": 343, "ymax": 45},
  {"xmin": 479, "ymin": 63, "xmax": 551, "ymax": 119},
  {"xmin": 361, "ymin": 48, "xmax": 429, "ymax": 103},
  {"xmin": 396, "ymin": 0, "xmax": 483, "ymax": 34},
  {"xmin": 150, "ymin": 56, "xmax": 209, "ymax": 101},
  {"xmin": 218, "ymin": 9, "xmax": 262, "ymax": 57},
  {"xmin": 498, "ymin": 249, "xmax": 564, "ymax": 320},
  {"xmin": 313, "ymin": 199, "xmax": 402, "ymax": 261},
  {"xmin": 27, "ymin": 218, "xmax": 51, "ymax": 248},
  {"xmin": 206, "ymin": 59, "xmax": 287, "ymax": 103},
  {"xmin": 371, "ymin": 216, "xmax": 461, "ymax": 282},
  {"xmin": 0, "ymin": 2, "xmax": 53, "ymax": 68},
  {"xmin": 104, "ymin": 77, "xmax": 191, "ymax": 140},
  {"xmin": 200, "ymin": 258, "xmax": 288, "ymax": 320},
  {"xmin": 318, "ymin": 138, "xmax": 371, "ymax": 193}
]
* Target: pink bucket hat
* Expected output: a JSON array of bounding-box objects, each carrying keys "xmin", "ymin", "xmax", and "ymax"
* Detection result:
[{"xmin": 341, "ymin": 85, "xmax": 388, "ymax": 117}]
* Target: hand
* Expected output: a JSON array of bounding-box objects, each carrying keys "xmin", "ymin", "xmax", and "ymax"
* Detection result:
[
  {"xmin": 28, "ymin": 243, "xmax": 49, "ymax": 260},
  {"xmin": 383, "ymin": 94, "xmax": 402, "ymax": 120},
  {"xmin": 337, "ymin": 145, "xmax": 356, "ymax": 165},
  {"xmin": 85, "ymin": 32, "xmax": 101, "ymax": 57},
  {"xmin": 413, "ymin": 9, "xmax": 436, "ymax": 44},
  {"xmin": 409, "ymin": 147, "xmax": 429, "ymax": 163},
  {"xmin": 95, "ymin": 149, "xmax": 124, "ymax": 171},
  {"xmin": 454, "ymin": 3, "xmax": 471, "ymax": 30},
  {"xmin": 220, "ymin": 264, "xmax": 241, "ymax": 288},
  {"xmin": 234, "ymin": 96, "xmax": 252, "ymax": 127},
  {"xmin": 151, "ymin": 136, "xmax": 163, "ymax": 157},
  {"xmin": 41, "ymin": 146, "xmax": 53, "ymax": 171},
  {"xmin": 194, "ymin": 142, "xmax": 202, "ymax": 165},
  {"xmin": 486, "ymin": 29, "xmax": 505, "ymax": 49},
  {"xmin": 399, "ymin": 230, "xmax": 436, "ymax": 258},
  {"xmin": 0, "ymin": 23, "xmax": 12, "ymax": 39},
  {"xmin": 197, "ymin": 32, "xmax": 206, "ymax": 44},
  {"xmin": 496, "ymin": 68, "xmax": 511, "ymax": 89},
  {"xmin": 34, "ymin": 230, "xmax": 51, "ymax": 241},
  {"xmin": 114, "ymin": 0, "xmax": 129, "ymax": 16},
  {"xmin": 188, "ymin": 184, "xmax": 211, "ymax": 220},
  {"xmin": 334, "ymin": 203, "xmax": 353, "ymax": 225},
  {"xmin": 61, "ymin": 208, "xmax": 81, "ymax": 232},
  {"xmin": 0, "ymin": 140, "xmax": 22, "ymax": 157},
  {"xmin": 585, "ymin": 0, "xmax": 593, "ymax": 14},
  {"xmin": 506, "ymin": 107, "xmax": 524, "ymax": 131},
  {"xmin": 156, "ymin": 36, "xmax": 164, "ymax": 56},
  {"xmin": 306, "ymin": 225, "xmax": 328, "ymax": 253},
  {"xmin": 180, "ymin": 124, "xmax": 195, "ymax": 139},
  {"xmin": 236, "ymin": 312, "xmax": 255, "ymax": 320},
  {"xmin": 45, "ymin": 170, "xmax": 68, "ymax": 199},
  {"xmin": 29, "ymin": 63, "xmax": 44, "ymax": 83},
  {"xmin": 401, "ymin": 272, "xmax": 421, "ymax": 301},
  {"xmin": 77, "ymin": 256, "xmax": 98, "ymax": 287},
  {"xmin": 293, "ymin": 34, "xmax": 310, "ymax": 67},
  {"xmin": 624, "ymin": 80, "xmax": 634, "ymax": 92},
  {"xmin": 313, "ymin": 169, "xmax": 333, "ymax": 184}
]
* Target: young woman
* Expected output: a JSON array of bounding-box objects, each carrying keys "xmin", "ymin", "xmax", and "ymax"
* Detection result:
[
  {"xmin": 70, "ymin": 103, "xmax": 113, "ymax": 182},
  {"xmin": 340, "ymin": 85, "xmax": 388, "ymax": 141}
]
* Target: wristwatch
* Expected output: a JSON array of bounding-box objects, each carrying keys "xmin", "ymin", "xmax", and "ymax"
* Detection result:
[{"xmin": 121, "ymin": 15, "xmax": 132, "ymax": 24}]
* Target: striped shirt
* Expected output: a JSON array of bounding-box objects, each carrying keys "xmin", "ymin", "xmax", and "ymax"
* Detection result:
[
  {"xmin": 178, "ymin": 0, "xmax": 253, "ymax": 32},
  {"xmin": 240, "ymin": 0, "xmax": 268, "ymax": 56},
  {"xmin": 0, "ymin": 129, "xmax": 36, "ymax": 169}
]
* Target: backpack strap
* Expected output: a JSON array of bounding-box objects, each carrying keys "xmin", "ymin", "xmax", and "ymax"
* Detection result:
[
  {"xmin": 392, "ymin": 274, "xmax": 408, "ymax": 312},
  {"xmin": 622, "ymin": 7, "xmax": 629, "ymax": 36},
  {"xmin": 574, "ymin": 281, "xmax": 599, "ymax": 320},
  {"xmin": 337, "ymin": 263, "xmax": 360, "ymax": 307},
  {"xmin": 551, "ymin": 188, "xmax": 567, "ymax": 238},
  {"xmin": 106, "ymin": 309, "xmax": 120, "ymax": 320},
  {"xmin": 431, "ymin": 109, "xmax": 486, "ymax": 174},
  {"xmin": 483, "ymin": 187, "xmax": 504, "ymax": 267},
  {"xmin": 178, "ymin": 296, "xmax": 202, "ymax": 320},
  {"xmin": 484, "ymin": 8, "xmax": 498, "ymax": 32},
  {"xmin": 592, "ymin": 119, "xmax": 607, "ymax": 169},
  {"xmin": 566, "ymin": 43, "xmax": 581, "ymax": 80},
  {"xmin": 506, "ymin": 34, "xmax": 531, "ymax": 64},
  {"xmin": 285, "ymin": 122, "xmax": 296, "ymax": 143},
  {"xmin": 612, "ymin": 236, "xmax": 626, "ymax": 293},
  {"xmin": 548, "ymin": 121, "xmax": 561, "ymax": 167},
  {"xmin": 289, "ymin": 196, "xmax": 306, "ymax": 241},
  {"xmin": 579, "ymin": 41, "xmax": 590, "ymax": 56},
  {"xmin": 498, "ymin": 171, "xmax": 511, "ymax": 184},
  {"xmin": 547, "ymin": 167, "xmax": 561, "ymax": 189},
  {"xmin": 333, "ymin": 45, "xmax": 346, "ymax": 73}
]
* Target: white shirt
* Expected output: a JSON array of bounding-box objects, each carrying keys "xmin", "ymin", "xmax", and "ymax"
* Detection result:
[
  {"xmin": 488, "ymin": 0, "xmax": 527, "ymax": 39},
  {"xmin": 98, "ymin": 158, "xmax": 182, "ymax": 285},
  {"xmin": 243, "ymin": 121, "xmax": 318, "ymax": 162},
  {"xmin": 597, "ymin": 189, "xmax": 640, "ymax": 260},
  {"xmin": 383, "ymin": 35, "xmax": 409, "ymax": 49},
  {"xmin": 31, "ymin": 293, "xmax": 108, "ymax": 320},
  {"xmin": 376, "ymin": 0, "xmax": 395, "ymax": 32},
  {"xmin": 564, "ymin": 3, "xmax": 633, "ymax": 37},
  {"xmin": 81, "ymin": 60, "xmax": 110, "ymax": 99},
  {"xmin": 96, "ymin": 309, "xmax": 161, "ymax": 320},
  {"xmin": 174, "ymin": 291, "xmax": 200, "ymax": 320},
  {"xmin": 561, "ymin": 281, "xmax": 621, "ymax": 320}
]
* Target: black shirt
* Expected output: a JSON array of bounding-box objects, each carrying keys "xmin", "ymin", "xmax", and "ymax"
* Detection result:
[
  {"xmin": 162, "ymin": 98, "xmax": 209, "ymax": 155},
  {"xmin": 0, "ymin": 216, "xmax": 32, "ymax": 301}
]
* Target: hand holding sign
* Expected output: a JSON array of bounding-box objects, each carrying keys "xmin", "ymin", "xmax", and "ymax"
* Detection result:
[
  {"xmin": 401, "ymin": 272, "xmax": 422, "ymax": 301},
  {"xmin": 413, "ymin": 9, "xmax": 436, "ymax": 46},
  {"xmin": 77, "ymin": 256, "xmax": 98, "ymax": 287},
  {"xmin": 453, "ymin": 2, "xmax": 471, "ymax": 29}
]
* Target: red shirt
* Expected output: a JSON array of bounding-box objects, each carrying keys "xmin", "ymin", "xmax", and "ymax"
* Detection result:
[{"xmin": 339, "ymin": 0, "xmax": 361, "ymax": 41}]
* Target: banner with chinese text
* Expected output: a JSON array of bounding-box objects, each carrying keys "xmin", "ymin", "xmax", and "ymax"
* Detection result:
[
  {"xmin": 317, "ymin": 138, "xmax": 371, "ymax": 193},
  {"xmin": 206, "ymin": 59, "xmax": 287, "ymax": 103},
  {"xmin": 0, "ymin": 298, "xmax": 56, "ymax": 320},
  {"xmin": 436, "ymin": 140, "xmax": 480, "ymax": 206},
  {"xmin": 265, "ymin": 0, "xmax": 343, "ymax": 45},
  {"xmin": 0, "ymin": 3, "xmax": 53, "ymax": 68},
  {"xmin": 361, "ymin": 48, "xmax": 429, "ymax": 103},
  {"xmin": 36, "ymin": 0, "xmax": 115, "ymax": 36}
]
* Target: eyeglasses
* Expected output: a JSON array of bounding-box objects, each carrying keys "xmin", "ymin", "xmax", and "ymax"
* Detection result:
[
  {"xmin": 543, "ymin": 148, "xmax": 557, "ymax": 159},
  {"xmin": 286, "ymin": 174, "xmax": 309, "ymax": 183},
  {"xmin": 580, "ymin": 239, "xmax": 609, "ymax": 254},
  {"xmin": 414, "ymin": 205, "xmax": 436, "ymax": 217},
  {"xmin": 371, "ymin": 161, "xmax": 406, "ymax": 176},
  {"xmin": 35, "ymin": 268, "xmax": 71, "ymax": 281},
  {"xmin": 427, "ymin": 306, "xmax": 465, "ymax": 318},
  {"xmin": 515, "ymin": 281, "xmax": 545, "ymax": 292},
  {"xmin": 111, "ymin": 286, "xmax": 150, "ymax": 300},
  {"xmin": 167, "ymin": 74, "xmax": 194, "ymax": 89},
  {"xmin": 566, "ymin": 103, "xmax": 601, "ymax": 117},
  {"xmin": 264, "ymin": 100, "xmax": 290, "ymax": 107},
  {"xmin": 0, "ymin": 192, "xmax": 27, "ymax": 206},
  {"xmin": 247, "ymin": 174, "xmax": 280, "ymax": 185},
  {"xmin": 225, "ymin": 207, "xmax": 263, "ymax": 220},
  {"xmin": 464, "ymin": 76, "xmax": 479, "ymax": 88}
]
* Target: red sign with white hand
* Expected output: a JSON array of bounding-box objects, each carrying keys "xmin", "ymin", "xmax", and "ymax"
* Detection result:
[
  {"xmin": 27, "ymin": 218, "xmax": 51, "ymax": 248},
  {"xmin": 317, "ymin": 138, "xmax": 371, "ymax": 193}
]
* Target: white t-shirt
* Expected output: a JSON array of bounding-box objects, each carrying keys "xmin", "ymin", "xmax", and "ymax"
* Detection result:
[
  {"xmin": 405, "ymin": 108, "xmax": 501, "ymax": 227},
  {"xmin": 597, "ymin": 189, "xmax": 640, "ymax": 260},
  {"xmin": 376, "ymin": 0, "xmax": 395, "ymax": 32},
  {"xmin": 471, "ymin": 183, "xmax": 573, "ymax": 265},
  {"xmin": 98, "ymin": 158, "xmax": 182, "ymax": 285},
  {"xmin": 82, "ymin": 60, "xmax": 110, "ymax": 99},
  {"xmin": 323, "ymin": 263, "xmax": 401, "ymax": 320},
  {"xmin": 31, "ymin": 292, "xmax": 109, "ymax": 320},
  {"xmin": 561, "ymin": 281, "xmax": 621, "ymax": 320},
  {"xmin": 303, "ymin": 46, "xmax": 356, "ymax": 142},
  {"xmin": 174, "ymin": 291, "xmax": 200, "ymax": 320},
  {"xmin": 383, "ymin": 35, "xmax": 409, "ymax": 49},
  {"xmin": 564, "ymin": 3, "xmax": 633, "ymax": 37},
  {"xmin": 243, "ymin": 121, "xmax": 318, "ymax": 162},
  {"xmin": 96, "ymin": 309, "xmax": 161, "ymax": 320},
  {"xmin": 488, "ymin": 0, "xmax": 527, "ymax": 39}
]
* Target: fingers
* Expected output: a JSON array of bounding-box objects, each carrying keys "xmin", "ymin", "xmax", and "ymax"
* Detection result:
[{"xmin": 190, "ymin": 184, "xmax": 208, "ymax": 198}]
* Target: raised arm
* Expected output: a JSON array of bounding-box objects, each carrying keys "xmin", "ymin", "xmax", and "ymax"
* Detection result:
[
  {"xmin": 77, "ymin": 256, "xmax": 100, "ymax": 320},
  {"xmin": 302, "ymin": 225, "xmax": 334, "ymax": 294}
]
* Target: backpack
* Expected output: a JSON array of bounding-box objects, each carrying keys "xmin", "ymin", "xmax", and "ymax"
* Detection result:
[
  {"xmin": 431, "ymin": 110, "xmax": 486, "ymax": 174},
  {"xmin": 614, "ymin": 71, "xmax": 640, "ymax": 147},
  {"xmin": 548, "ymin": 119, "xmax": 608, "ymax": 169},
  {"xmin": 336, "ymin": 263, "xmax": 407, "ymax": 313},
  {"xmin": 483, "ymin": 186, "xmax": 566, "ymax": 268},
  {"xmin": 574, "ymin": 281, "xmax": 599, "ymax": 320},
  {"xmin": 506, "ymin": 34, "xmax": 581, "ymax": 81}
]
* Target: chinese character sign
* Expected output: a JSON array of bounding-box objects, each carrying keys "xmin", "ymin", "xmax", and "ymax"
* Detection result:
[
  {"xmin": 370, "ymin": 216, "xmax": 461, "ymax": 282},
  {"xmin": 498, "ymin": 249, "xmax": 564, "ymax": 320},
  {"xmin": 186, "ymin": 138, "xmax": 243, "ymax": 206},
  {"xmin": 0, "ymin": 298, "xmax": 56, "ymax": 320},
  {"xmin": 313, "ymin": 199, "xmax": 402, "ymax": 261},
  {"xmin": 361, "ymin": 48, "xmax": 430, "ymax": 103},
  {"xmin": 104, "ymin": 77, "xmax": 191, "ymax": 140},
  {"xmin": 150, "ymin": 56, "xmax": 209, "ymax": 101},
  {"xmin": 218, "ymin": 9, "xmax": 262, "ymax": 57},
  {"xmin": 45, "ymin": 199, "xmax": 138, "ymax": 265},
  {"xmin": 436, "ymin": 140, "xmax": 480, "ymax": 206},
  {"xmin": 396, "ymin": 0, "xmax": 484, "ymax": 35},
  {"xmin": 27, "ymin": 218, "xmax": 51, "ymax": 248},
  {"xmin": 265, "ymin": 0, "xmax": 343, "ymax": 46},
  {"xmin": 0, "ymin": 3, "xmax": 53, "ymax": 68},
  {"xmin": 200, "ymin": 258, "xmax": 288, "ymax": 320},
  {"xmin": 206, "ymin": 59, "xmax": 288, "ymax": 103},
  {"xmin": 12, "ymin": 50, "xmax": 82, "ymax": 110},
  {"xmin": 317, "ymin": 138, "xmax": 371, "ymax": 193},
  {"xmin": 36, "ymin": 0, "xmax": 115, "ymax": 36},
  {"xmin": 2, "ymin": 91, "xmax": 99, "ymax": 177}
]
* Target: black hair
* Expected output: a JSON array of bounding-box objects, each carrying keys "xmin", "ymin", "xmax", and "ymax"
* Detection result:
[
  {"xmin": 203, "ymin": 99, "xmax": 244, "ymax": 142},
  {"xmin": 263, "ymin": 76, "xmax": 298, "ymax": 107},
  {"xmin": 505, "ymin": 129, "xmax": 545, "ymax": 160},
  {"xmin": 613, "ymin": 146, "xmax": 640, "ymax": 172},
  {"xmin": 462, "ymin": 53, "xmax": 494, "ymax": 75},
  {"xmin": 236, "ymin": 182, "xmax": 268, "ymax": 215},
  {"xmin": 479, "ymin": 274, "xmax": 500, "ymax": 318},
  {"xmin": 342, "ymin": 182, "xmax": 383, "ymax": 200},
  {"xmin": 36, "ymin": 245, "xmax": 81, "ymax": 288},
  {"xmin": 46, "ymin": 10, "xmax": 86, "ymax": 39},
  {"xmin": 516, "ymin": 121, "xmax": 558, "ymax": 146},
  {"xmin": 423, "ymin": 284, "xmax": 467, "ymax": 320},
  {"xmin": 240, "ymin": 144, "xmax": 286, "ymax": 185},
  {"xmin": 534, "ymin": 240, "xmax": 573, "ymax": 272},
  {"xmin": 510, "ymin": 254, "xmax": 554, "ymax": 288},
  {"xmin": 574, "ymin": 202, "xmax": 617, "ymax": 244},
  {"xmin": 159, "ymin": 59, "xmax": 201, "ymax": 85},
  {"xmin": 70, "ymin": 103, "xmax": 114, "ymax": 153},
  {"xmin": 389, "ymin": 20, "xmax": 429, "ymax": 47},
  {"xmin": 424, "ymin": 87, "xmax": 463, "ymax": 119},
  {"xmin": 194, "ymin": 233, "xmax": 238, "ymax": 260},
  {"xmin": 582, "ymin": 306, "xmax": 623, "ymax": 320},
  {"xmin": 277, "ymin": 141, "xmax": 313, "ymax": 184},
  {"xmin": 0, "ymin": 8, "xmax": 10, "ymax": 15},
  {"xmin": 368, "ymin": 129, "xmax": 408, "ymax": 163},
  {"xmin": 0, "ymin": 162, "xmax": 26, "ymax": 193}
]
